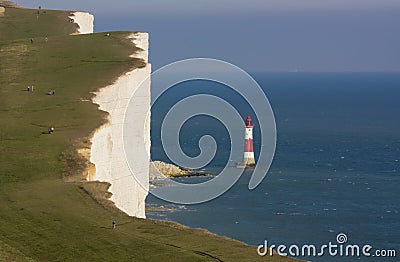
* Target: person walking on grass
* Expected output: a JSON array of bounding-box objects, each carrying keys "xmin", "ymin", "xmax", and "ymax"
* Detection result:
[{"xmin": 112, "ymin": 220, "xmax": 116, "ymax": 229}]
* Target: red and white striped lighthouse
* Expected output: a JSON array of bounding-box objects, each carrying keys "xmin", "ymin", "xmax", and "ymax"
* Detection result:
[{"xmin": 243, "ymin": 116, "xmax": 255, "ymax": 166}]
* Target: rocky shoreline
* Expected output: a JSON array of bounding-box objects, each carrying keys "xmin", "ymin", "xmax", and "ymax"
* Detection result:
[{"xmin": 150, "ymin": 161, "xmax": 213, "ymax": 179}]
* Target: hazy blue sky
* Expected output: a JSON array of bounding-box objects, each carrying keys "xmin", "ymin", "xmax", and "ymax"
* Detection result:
[{"xmin": 14, "ymin": 0, "xmax": 400, "ymax": 72}]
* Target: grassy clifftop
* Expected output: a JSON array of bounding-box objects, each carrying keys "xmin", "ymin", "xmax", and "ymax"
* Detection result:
[
  {"xmin": 0, "ymin": 4, "xmax": 297, "ymax": 262},
  {"xmin": 0, "ymin": 4, "xmax": 77, "ymax": 41}
]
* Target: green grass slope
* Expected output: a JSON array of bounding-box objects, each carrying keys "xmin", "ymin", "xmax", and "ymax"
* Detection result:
[
  {"xmin": 0, "ymin": 5, "xmax": 77, "ymax": 41},
  {"xmin": 0, "ymin": 5, "xmax": 298, "ymax": 262}
]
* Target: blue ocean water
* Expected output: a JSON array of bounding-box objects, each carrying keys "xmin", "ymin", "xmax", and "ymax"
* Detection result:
[{"xmin": 147, "ymin": 73, "xmax": 400, "ymax": 261}]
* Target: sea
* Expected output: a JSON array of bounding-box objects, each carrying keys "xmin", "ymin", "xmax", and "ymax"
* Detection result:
[{"xmin": 146, "ymin": 72, "xmax": 400, "ymax": 261}]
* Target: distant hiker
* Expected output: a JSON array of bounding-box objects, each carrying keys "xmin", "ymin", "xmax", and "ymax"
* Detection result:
[
  {"xmin": 27, "ymin": 86, "xmax": 30, "ymax": 92},
  {"xmin": 48, "ymin": 127, "xmax": 55, "ymax": 134},
  {"xmin": 31, "ymin": 86, "xmax": 34, "ymax": 92},
  {"xmin": 112, "ymin": 220, "xmax": 116, "ymax": 229},
  {"xmin": 30, "ymin": 38, "xmax": 34, "ymax": 44}
]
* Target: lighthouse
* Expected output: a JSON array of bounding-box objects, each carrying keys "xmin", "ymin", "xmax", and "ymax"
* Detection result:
[{"xmin": 237, "ymin": 116, "xmax": 256, "ymax": 168}]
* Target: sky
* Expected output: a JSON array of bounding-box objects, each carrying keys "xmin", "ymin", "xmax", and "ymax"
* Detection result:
[{"xmin": 13, "ymin": 0, "xmax": 400, "ymax": 72}]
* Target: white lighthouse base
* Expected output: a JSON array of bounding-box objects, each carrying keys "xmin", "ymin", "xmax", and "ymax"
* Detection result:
[
  {"xmin": 244, "ymin": 157, "xmax": 256, "ymax": 165},
  {"xmin": 236, "ymin": 158, "xmax": 256, "ymax": 169}
]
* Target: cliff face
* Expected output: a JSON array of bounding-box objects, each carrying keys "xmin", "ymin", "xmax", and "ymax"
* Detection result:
[
  {"xmin": 89, "ymin": 33, "xmax": 151, "ymax": 218},
  {"xmin": 0, "ymin": 1, "xmax": 20, "ymax": 8},
  {"xmin": 66, "ymin": 11, "xmax": 150, "ymax": 218},
  {"xmin": 69, "ymin": 11, "xmax": 94, "ymax": 34},
  {"xmin": 69, "ymin": 11, "xmax": 150, "ymax": 218}
]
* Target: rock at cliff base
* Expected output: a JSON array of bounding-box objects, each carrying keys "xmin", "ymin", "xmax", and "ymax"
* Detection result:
[
  {"xmin": 0, "ymin": 7, "xmax": 5, "ymax": 16},
  {"xmin": 150, "ymin": 161, "xmax": 213, "ymax": 179}
]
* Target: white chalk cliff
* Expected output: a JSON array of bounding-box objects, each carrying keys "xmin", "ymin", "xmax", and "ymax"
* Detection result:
[
  {"xmin": 69, "ymin": 11, "xmax": 94, "ymax": 34},
  {"xmin": 89, "ymin": 33, "xmax": 151, "ymax": 218},
  {"xmin": 72, "ymin": 13, "xmax": 151, "ymax": 218}
]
